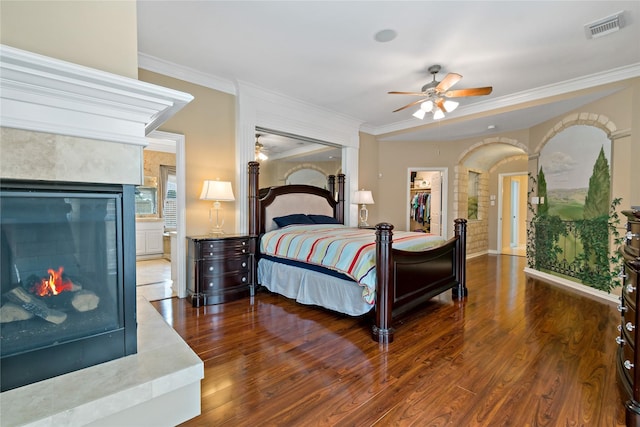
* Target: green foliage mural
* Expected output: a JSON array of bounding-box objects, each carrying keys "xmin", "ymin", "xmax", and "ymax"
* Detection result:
[
  {"xmin": 583, "ymin": 146, "xmax": 611, "ymax": 219},
  {"xmin": 537, "ymin": 167, "xmax": 549, "ymax": 216}
]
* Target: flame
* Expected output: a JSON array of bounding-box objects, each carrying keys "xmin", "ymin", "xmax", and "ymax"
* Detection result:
[{"xmin": 31, "ymin": 266, "xmax": 74, "ymax": 297}]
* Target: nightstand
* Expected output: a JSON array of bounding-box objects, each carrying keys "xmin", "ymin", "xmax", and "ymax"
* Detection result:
[{"xmin": 186, "ymin": 234, "xmax": 250, "ymax": 307}]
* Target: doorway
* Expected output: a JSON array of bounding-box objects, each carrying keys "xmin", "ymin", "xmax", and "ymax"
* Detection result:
[
  {"xmin": 407, "ymin": 168, "xmax": 447, "ymax": 237},
  {"xmin": 498, "ymin": 173, "xmax": 527, "ymax": 256},
  {"xmin": 136, "ymin": 131, "xmax": 187, "ymax": 300}
]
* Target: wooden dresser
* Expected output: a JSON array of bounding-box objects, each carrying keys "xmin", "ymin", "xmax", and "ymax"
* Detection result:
[
  {"xmin": 187, "ymin": 234, "xmax": 250, "ymax": 307},
  {"xmin": 617, "ymin": 209, "xmax": 640, "ymax": 426}
]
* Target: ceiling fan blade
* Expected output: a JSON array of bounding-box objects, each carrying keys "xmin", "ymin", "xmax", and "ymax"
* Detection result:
[
  {"xmin": 436, "ymin": 73, "xmax": 462, "ymax": 92},
  {"xmin": 435, "ymin": 98, "xmax": 447, "ymax": 113},
  {"xmin": 388, "ymin": 91, "xmax": 428, "ymax": 96},
  {"xmin": 392, "ymin": 98, "xmax": 428, "ymax": 113},
  {"xmin": 445, "ymin": 87, "xmax": 493, "ymax": 97}
]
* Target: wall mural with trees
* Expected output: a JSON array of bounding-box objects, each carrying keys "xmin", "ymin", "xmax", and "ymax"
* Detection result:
[{"xmin": 527, "ymin": 125, "xmax": 623, "ymax": 292}]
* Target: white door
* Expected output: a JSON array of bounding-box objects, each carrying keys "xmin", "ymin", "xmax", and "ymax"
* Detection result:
[{"xmin": 510, "ymin": 180, "xmax": 519, "ymax": 247}]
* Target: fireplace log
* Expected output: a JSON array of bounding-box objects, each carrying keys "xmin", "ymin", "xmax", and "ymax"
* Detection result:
[
  {"xmin": 5, "ymin": 287, "xmax": 67, "ymax": 324},
  {"xmin": 0, "ymin": 302, "xmax": 34, "ymax": 323},
  {"xmin": 71, "ymin": 290, "xmax": 99, "ymax": 312}
]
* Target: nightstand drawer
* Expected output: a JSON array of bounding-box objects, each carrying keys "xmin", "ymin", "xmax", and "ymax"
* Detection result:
[
  {"xmin": 198, "ymin": 238, "xmax": 248, "ymax": 258},
  {"xmin": 199, "ymin": 254, "xmax": 249, "ymax": 277},
  {"xmin": 199, "ymin": 272, "xmax": 249, "ymax": 290}
]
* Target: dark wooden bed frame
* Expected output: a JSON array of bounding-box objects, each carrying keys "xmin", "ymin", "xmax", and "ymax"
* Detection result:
[{"xmin": 247, "ymin": 161, "xmax": 467, "ymax": 343}]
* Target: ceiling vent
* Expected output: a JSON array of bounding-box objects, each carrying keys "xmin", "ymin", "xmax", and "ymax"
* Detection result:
[{"xmin": 584, "ymin": 11, "xmax": 625, "ymax": 39}]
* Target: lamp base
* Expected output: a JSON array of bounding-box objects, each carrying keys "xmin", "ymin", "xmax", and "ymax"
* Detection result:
[
  {"xmin": 209, "ymin": 203, "xmax": 225, "ymax": 235},
  {"xmin": 359, "ymin": 204, "xmax": 369, "ymax": 228}
]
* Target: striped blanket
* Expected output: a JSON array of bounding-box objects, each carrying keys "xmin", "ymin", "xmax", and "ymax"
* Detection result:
[{"xmin": 260, "ymin": 224, "xmax": 444, "ymax": 304}]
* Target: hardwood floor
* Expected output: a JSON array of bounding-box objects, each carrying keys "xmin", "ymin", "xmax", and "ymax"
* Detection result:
[{"xmin": 151, "ymin": 255, "xmax": 627, "ymax": 426}]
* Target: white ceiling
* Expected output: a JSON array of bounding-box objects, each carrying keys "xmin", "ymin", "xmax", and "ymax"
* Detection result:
[{"xmin": 137, "ymin": 1, "xmax": 640, "ymax": 144}]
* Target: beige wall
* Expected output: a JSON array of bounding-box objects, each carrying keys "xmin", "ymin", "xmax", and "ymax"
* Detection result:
[
  {"xmin": 358, "ymin": 132, "xmax": 379, "ymax": 225},
  {"xmin": 0, "ymin": 0, "xmax": 138, "ymax": 78},
  {"xmin": 632, "ymin": 79, "xmax": 640, "ymax": 206},
  {"xmin": 138, "ymin": 69, "xmax": 236, "ymax": 236}
]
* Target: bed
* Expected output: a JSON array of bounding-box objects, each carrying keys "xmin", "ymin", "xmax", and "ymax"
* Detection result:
[{"xmin": 247, "ymin": 161, "xmax": 467, "ymax": 343}]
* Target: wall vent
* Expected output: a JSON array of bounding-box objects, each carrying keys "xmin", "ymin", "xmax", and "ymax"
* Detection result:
[{"xmin": 584, "ymin": 11, "xmax": 625, "ymax": 39}]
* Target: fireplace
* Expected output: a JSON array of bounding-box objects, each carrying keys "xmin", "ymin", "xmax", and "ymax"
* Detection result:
[{"xmin": 0, "ymin": 180, "xmax": 137, "ymax": 392}]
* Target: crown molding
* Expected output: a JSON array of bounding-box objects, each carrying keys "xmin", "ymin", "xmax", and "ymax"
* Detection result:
[
  {"xmin": 138, "ymin": 52, "xmax": 237, "ymax": 95},
  {"xmin": 1, "ymin": 45, "xmax": 193, "ymax": 146}
]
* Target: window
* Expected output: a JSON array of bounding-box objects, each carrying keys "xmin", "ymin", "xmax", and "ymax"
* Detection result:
[
  {"xmin": 468, "ymin": 171, "xmax": 480, "ymax": 220},
  {"xmin": 159, "ymin": 165, "xmax": 177, "ymax": 230}
]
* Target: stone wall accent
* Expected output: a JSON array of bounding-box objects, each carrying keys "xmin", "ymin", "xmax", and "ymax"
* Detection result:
[
  {"xmin": 453, "ymin": 165, "xmax": 490, "ymax": 256},
  {"xmin": 533, "ymin": 113, "xmax": 617, "ymax": 154}
]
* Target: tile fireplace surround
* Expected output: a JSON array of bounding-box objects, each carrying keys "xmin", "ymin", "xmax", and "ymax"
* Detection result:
[{"xmin": 0, "ymin": 45, "xmax": 203, "ymax": 425}]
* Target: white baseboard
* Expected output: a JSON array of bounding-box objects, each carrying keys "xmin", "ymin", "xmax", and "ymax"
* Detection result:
[{"xmin": 523, "ymin": 267, "xmax": 620, "ymax": 305}]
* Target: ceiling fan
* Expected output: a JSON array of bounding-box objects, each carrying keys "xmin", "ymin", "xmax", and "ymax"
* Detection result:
[
  {"xmin": 255, "ymin": 133, "xmax": 268, "ymax": 161},
  {"xmin": 389, "ymin": 65, "xmax": 493, "ymax": 120}
]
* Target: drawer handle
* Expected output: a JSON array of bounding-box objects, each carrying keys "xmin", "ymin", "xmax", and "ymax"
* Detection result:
[
  {"xmin": 625, "ymin": 360, "xmax": 634, "ymax": 370},
  {"xmin": 209, "ymin": 266, "xmax": 214, "ymax": 272},
  {"xmin": 627, "ymin": 284, "xmax": 636, "ymax": 294},
  {"xmin": 209, "ymin": 252, "xmax": 214, "ymax": 256},
  {"xmin": 626, "ymin": 322, "xmax": 635, "ymax": 332},
  {"xmin": 618, "ymin": 325, "xmax": 623, "ymax": 332},
  {"xmin": 626, "ymin": 231, "xmax": 640, "ymax": 240},
  {"xmin": 208, "ymin": 243, "xmax": 214, "ymax": 248},
  {"xmin": 618, "ymin": 304, "xmax": 627, "ymax": 313},
  {"xmin": 618, "ymin": 271, "xmax": 628, "ymax": 279},
  {"xmin": 242, "ymin": 241, "xmax": 246, "ymax": 246},
  {"xmin": 616, "ymin": 336, "xmax": 626, "ymax": 345},
  {"xmin": 242, "ymin": 262, "xmax": 247, "ymax": 268},
  {"xmin": 242, "ymin": 249, "xmax": 246, "ymax": 253},
  {"xmin": 241, "ymin": 277, "xmax": 247, "ymax": 282},
  {"xmin": 208, "ymin": 282, "xmax": 214, "ymax": 287}
]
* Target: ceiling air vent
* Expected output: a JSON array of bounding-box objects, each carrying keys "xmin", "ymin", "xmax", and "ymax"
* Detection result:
[{"xmin": 584, "ymin": 11, "xmax": 625, "ymax": 39}]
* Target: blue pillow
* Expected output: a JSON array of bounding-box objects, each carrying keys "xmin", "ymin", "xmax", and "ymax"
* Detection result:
[
  {"xmin": 308, "ymin": 214, "xmax": 340, "ymax": 224},
  {"xmin": 273, "ymin": 214, "xmax": 314, "ymax": 228}
]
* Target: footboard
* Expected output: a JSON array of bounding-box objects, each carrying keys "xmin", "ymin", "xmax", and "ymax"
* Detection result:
[{"xmin": 372, "ymin": 219, "xmax": 467, "ymax": 344}]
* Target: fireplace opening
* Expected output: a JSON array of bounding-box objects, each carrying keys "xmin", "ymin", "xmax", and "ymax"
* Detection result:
[{"xmin": 0, "ymin": 181, "xmax": 137, "ymax": 392}]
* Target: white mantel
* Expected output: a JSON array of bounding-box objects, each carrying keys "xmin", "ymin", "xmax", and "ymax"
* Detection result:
[{"xmin": 0, "ymin": 44, "xmax": 193, "ymax": 147}]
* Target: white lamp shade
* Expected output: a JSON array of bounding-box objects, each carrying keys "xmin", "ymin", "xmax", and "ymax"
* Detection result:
[
  {"xmin": 443, "ymin": 100, "xmax": 459, "ymax": 112},
  {"xmin": 412, "ymin": 109, "xmax": 426, "ymax": 120},
  {"xmin": 353, "ymin": 190, "xmax": 374, "ymax": 205},
  {"xmin": 200, "ymin": 180, "xmax": 235, "ymax": 201},
  {"xmin": 420, "ymin": 100, "xmax": 434, "ymax": 112},
  {"xmin": 433, "ymin": 109, "xmax": 445, "ymax": 120}
]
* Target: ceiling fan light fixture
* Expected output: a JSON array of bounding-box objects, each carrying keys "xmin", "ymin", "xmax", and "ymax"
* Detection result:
[
  {"xmin": 433, "ymin": 109, "xmax": 445, "ymax": 120},
  {"xmin": 420, "ymin": 100, "xmax": 434, "ymax": 111},
  {"xmin": 255, "ymin": 134, "xmax": 268, "ymax": 161},
  {"xmin": 443, "ymin": 100, "xmax": 459, "ymax": 112},
  {"xmin": 412, "ymin": 109, "xmax": 426, "ymax": 120}
]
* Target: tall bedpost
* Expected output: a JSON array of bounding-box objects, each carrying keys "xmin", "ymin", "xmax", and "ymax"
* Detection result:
[
  {"xmin": 336, "ymin": 173, "xmax": 345, "ymax": 224},
  {"xmin": 327, "ymin": 175, "xmax": 336, "ymax": 198},
  {"xmin": 453, "ymin": 218, "xmax": 468, "ymax": 299},
  {"xmin": 248, "ymin": 161, "xmax": 260, "ymax": 296},
  {"xmin": 373, "ymin": 222, "xmax": 394, "ymax": 344}
]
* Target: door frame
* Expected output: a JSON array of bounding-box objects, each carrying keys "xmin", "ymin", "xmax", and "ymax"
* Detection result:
[
  {"xmin": 497, "ymin": 172, "xmax": 528, "ymax": 255},
  {"xmin": 146, "ymin": 130, "xmax": 187, "ymax": 298},
  {"xmin": 406, "ymin": 167, "xmax": 448, "ymax": 238}
]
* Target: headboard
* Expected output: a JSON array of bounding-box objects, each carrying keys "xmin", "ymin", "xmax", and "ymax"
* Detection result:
[{"xmin": 248, "ymin": 161, "xmax": 345, "ymax": 235}]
